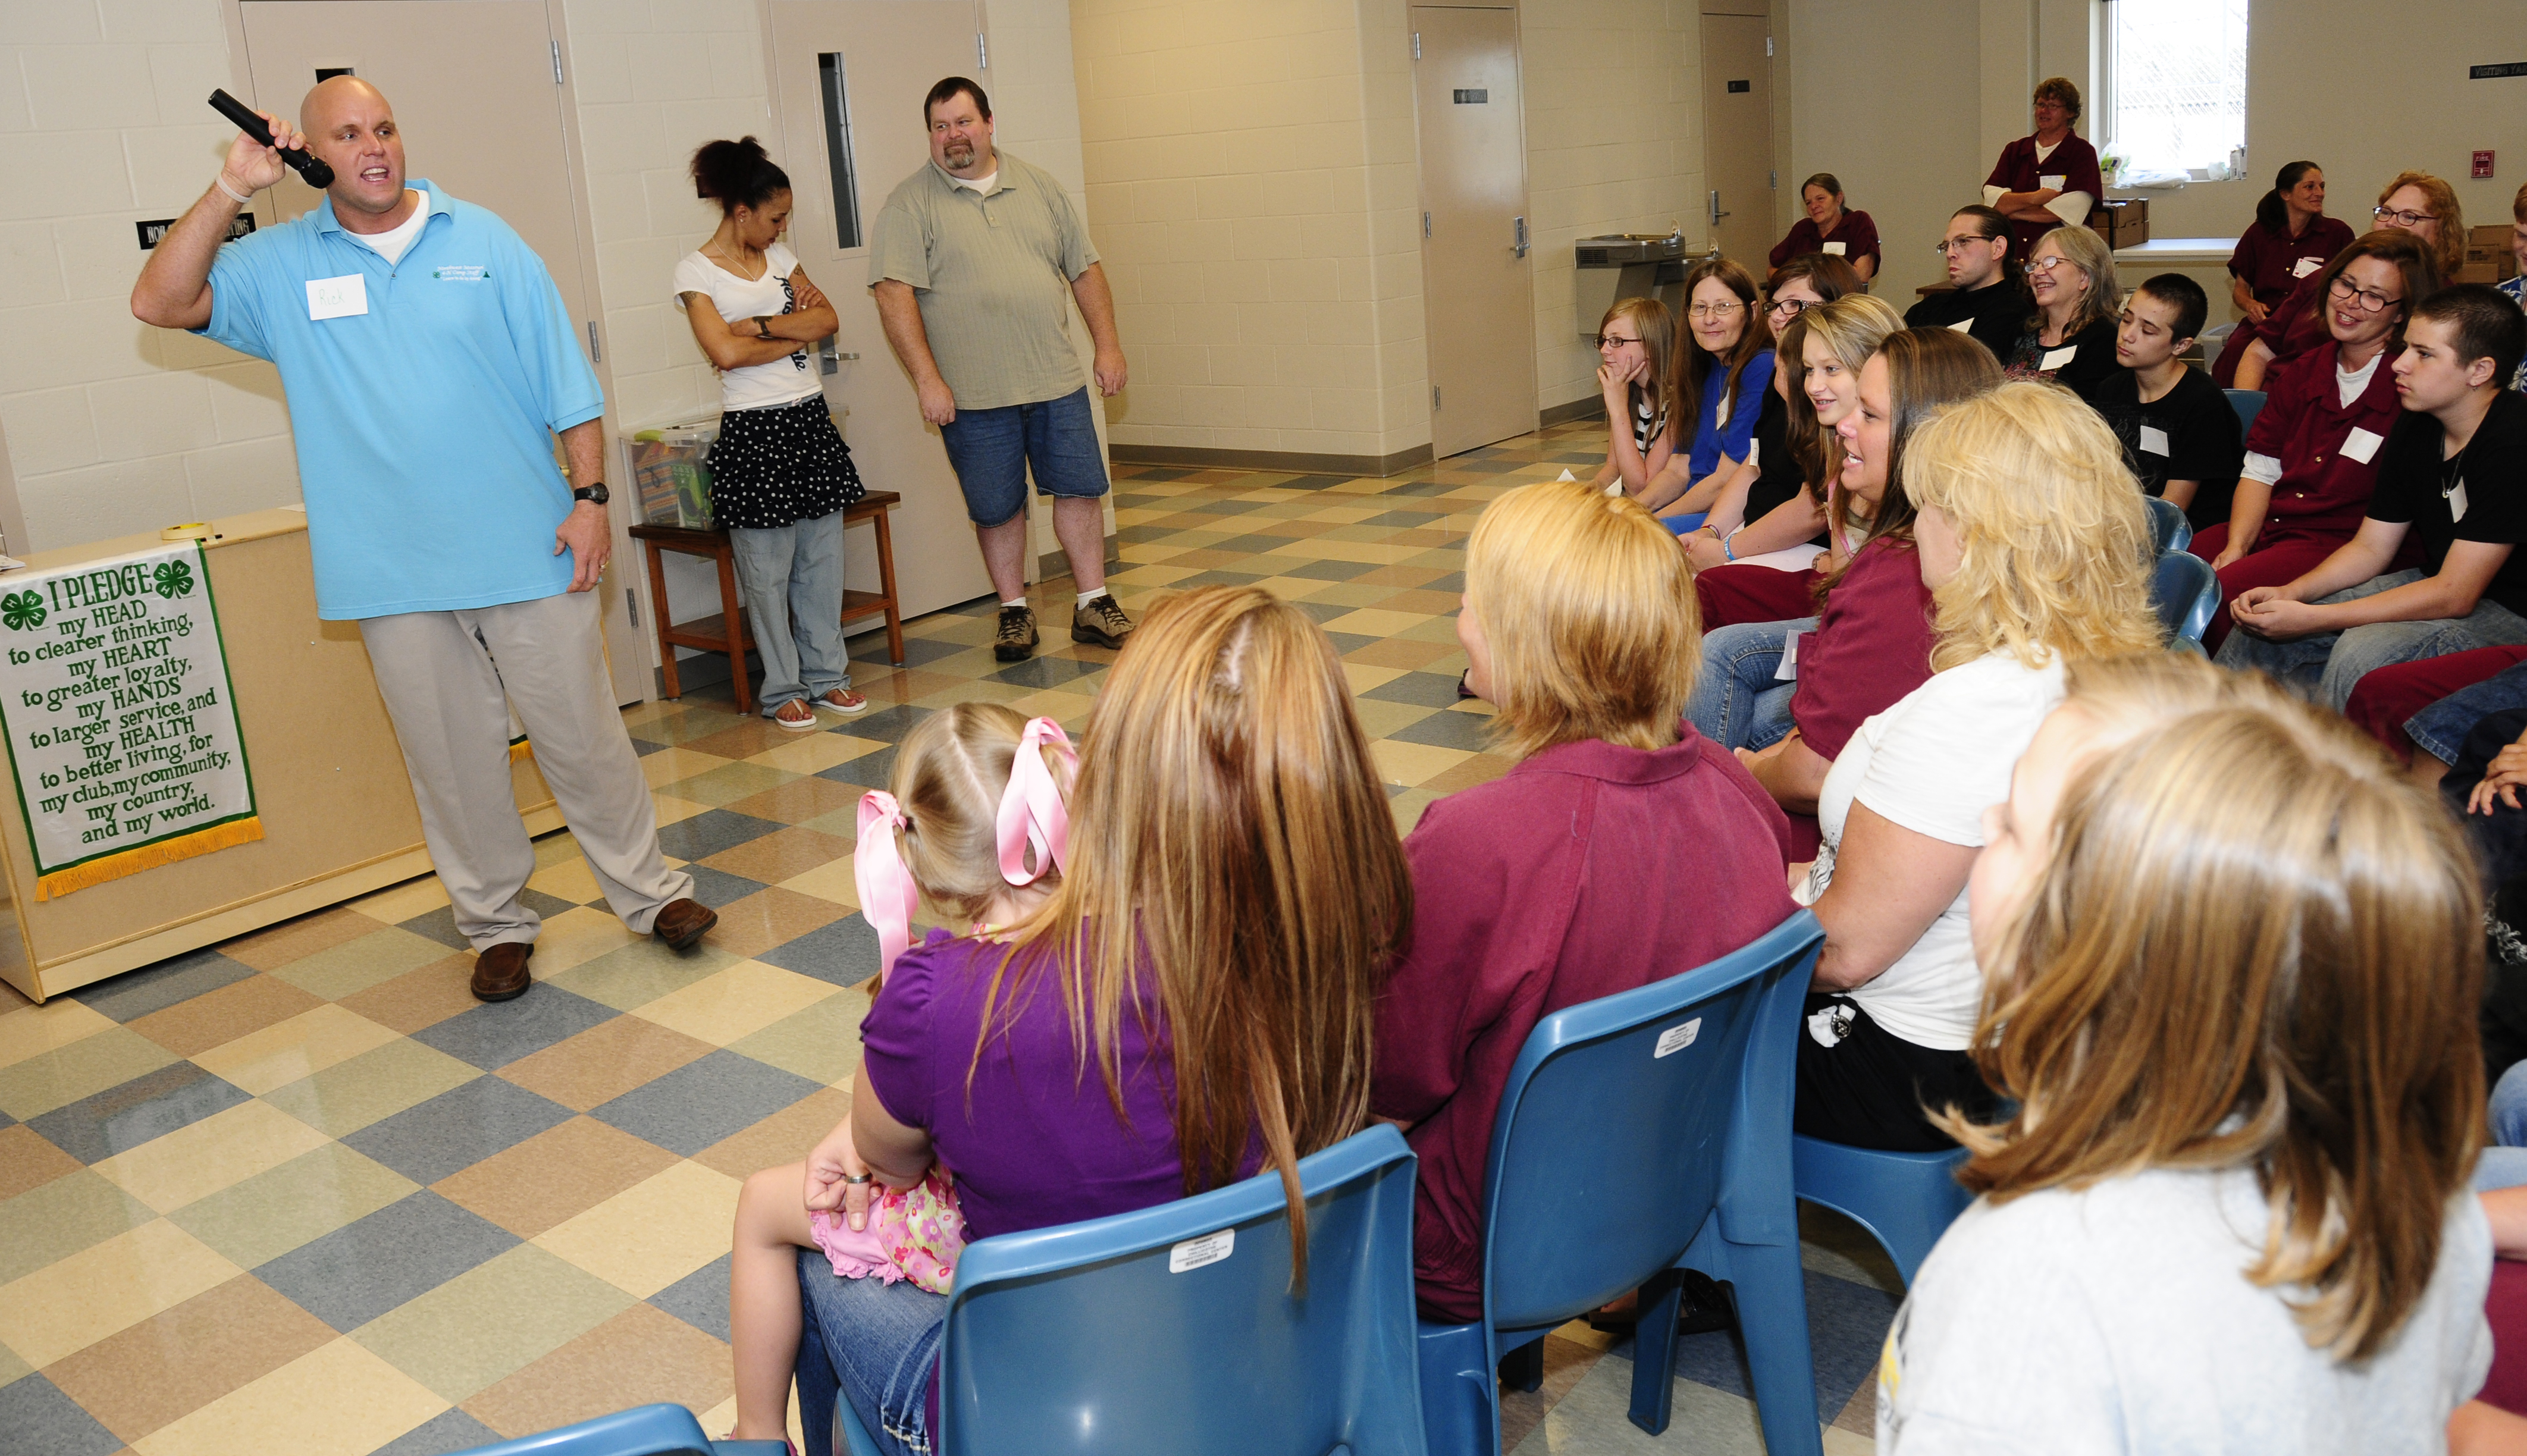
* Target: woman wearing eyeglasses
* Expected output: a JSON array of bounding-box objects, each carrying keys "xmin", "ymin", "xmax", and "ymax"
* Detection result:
[
  {"xmin": 1684, "ymin": 254, "xmax": 1863, "ymax": 575},
  {"xmin": 2234, "ymin": 172, "xmax": 2465, "ymax": 391},
  {"xmin": 1639, "ymin": 258, "xmax": 1773, "ymax": 530},
  {"xmin": 2004, "ymin": 226, "xmax": 2121, "ymax": 400},
  {"xmin": 1982, "ymin": 78, "xmax": 2103, "ymax": 263},
  {"xmin": 2211, "ymin": 162, "xmax": 2355, "ymax": 387},
  {"xmin": 1588, "ymin": 296, "xmax": 1675, "ymax": 497},
  {"xmin": 1769, "ymin": 174, "xmax": 1880, "ymax": 284},
  {"xmin": 2188, "ymin": 231, "xmax": 2441, "ymax": 653},
  {"xmin": 1904, "ymin": 206, "xmax": 2026, "ymax": 362}
]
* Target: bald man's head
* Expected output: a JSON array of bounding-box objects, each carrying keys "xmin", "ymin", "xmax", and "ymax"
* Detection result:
[{"xmin": 297, "ymin": 76, "xmax": 407, "ymax": 218}]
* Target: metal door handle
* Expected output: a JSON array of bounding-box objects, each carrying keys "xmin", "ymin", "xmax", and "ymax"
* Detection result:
[
  {"xmin": 1512, "ymin": 216, "xmax": 1529, "ymax": 258},
  {"xmin": 816, "ymin": 337, "xmax": 861, "ymax": 376},
  {"xmin": 1709, "ymin": 189, "xmax": 1730, "ymax": 223}
]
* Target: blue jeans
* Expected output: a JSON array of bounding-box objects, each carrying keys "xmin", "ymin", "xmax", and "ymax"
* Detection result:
[
  {"xmin": 1685, "ymin": 617, "xmax": 1811, "ymax": 751},
  {"xmin": 2410, "ymin": 658, "xmax": 2527, "ymax": 765},
  {"xmin": 2215, "ymin": 569, "xmax": 2527, "ymax": 713},
  {"xmin": 728, "ymin": 513, "xmax": 851, "ymax": 714},
  {"xmin": 795, "ymin": 1249, "xmax": 946, "ymax": 1456},
  {"xmin": 936, "ymin": 387, "xmax": 1109, "ymax": 528}
]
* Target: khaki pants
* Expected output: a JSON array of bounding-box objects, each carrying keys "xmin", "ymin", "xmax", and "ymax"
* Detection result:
[{"xmin": 359, "ymin": 589, "xmax": 691, "ymax": 949}]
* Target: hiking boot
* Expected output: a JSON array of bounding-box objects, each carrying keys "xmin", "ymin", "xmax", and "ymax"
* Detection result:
[
  {"xmin": 994, "ymin": 604, "xmax": 1040, "ymax": 661},
  {"xmin": 1072, "ymin": 594, "xmax": 1134, "ymax": 649}
]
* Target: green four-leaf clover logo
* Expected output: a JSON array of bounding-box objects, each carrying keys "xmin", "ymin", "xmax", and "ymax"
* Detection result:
[
  {"xmin": 153, "ymin": 561, "xmax": 193, "ymax": 600},
  {"xmin": 1, "ymin": 591, "xmax": 43, "ymax": 632}
]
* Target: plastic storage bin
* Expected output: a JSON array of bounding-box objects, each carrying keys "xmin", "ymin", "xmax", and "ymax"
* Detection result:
[{"xmin": 627, "ymin": 418, "xmax": 719, "ymax": 528}]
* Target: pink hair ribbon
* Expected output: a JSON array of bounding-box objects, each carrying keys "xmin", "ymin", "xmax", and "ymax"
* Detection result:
[
  {"xmin": 996, "ymin": 717, "xmax": 1077, "ymax": 887},
  {"xmin": 855, "ymin": 790, "xmax": 921, "ymax": 980}
]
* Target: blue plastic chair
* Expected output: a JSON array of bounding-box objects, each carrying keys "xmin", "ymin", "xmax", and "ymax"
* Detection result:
[
  {"xmin": 1415, "ymin": 911, "xmax": 1827, "ymax": 1456},
  {"xmin": 2143, "ymin": 494, "xmax": 2192, "ymax": 554},
  {"xmin": 834, "ymin": 1124, "xmax": 1424, "ymax": 1456},
  {"xmin": 1789, "ymin": 1138, "xmax": 1973, "ymax": 1288},
  {"xmin": 447, "ymin": 1403, "xmax": 784, "ymax": 1455},
  {"xmin": 2225, "ymin": 388, "xmax": 2266, "ymax": 436},
  {"xmin": 2150, "ymin": 548, "xmax": 2221, "ymax": 648}
]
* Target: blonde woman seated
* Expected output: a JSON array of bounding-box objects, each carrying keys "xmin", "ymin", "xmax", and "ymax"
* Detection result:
[
  {"xmin": 1375, "ymin": 477, "xmax": 1797, "ymax": 1320},
  {"xmin": 1795, "ymin": 383, "xmax": 2158, "ymax": 1151},
  {"xmin": 1879, "ymin": 654, "xmax": 2492, "ymax": 1450}
]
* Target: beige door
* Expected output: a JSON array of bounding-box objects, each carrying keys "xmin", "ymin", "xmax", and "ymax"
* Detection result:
[
  {"xmin": 1412, "ymin": 5, "xmax": 1538, "ymax": 460},
  {"xmin": 768, "ymin": 0, "xmax": 997, "ymax": 620},
  {"xmin": 236, "ymin": 1, "xmax": 646, "ymax": 705},
  {"xmin": 1698, "ymin": 10, "xmax": 1776, "ymax": 269}
]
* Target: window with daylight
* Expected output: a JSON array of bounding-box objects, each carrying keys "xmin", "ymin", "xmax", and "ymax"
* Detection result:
[{"xmin": 2105, "ymin": 0, "xmax": 2250, "ymax": 181}]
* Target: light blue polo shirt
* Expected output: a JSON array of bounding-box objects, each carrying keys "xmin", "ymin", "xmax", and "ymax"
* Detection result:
[{"xmin": 195, "ymin": 180, "xmax": 604, "ymax": 620}]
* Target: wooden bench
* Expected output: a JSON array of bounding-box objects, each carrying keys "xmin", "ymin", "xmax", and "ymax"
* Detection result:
[{"xmin": 630, "ymin": 490, "xmax": 904, "ymax": 715}]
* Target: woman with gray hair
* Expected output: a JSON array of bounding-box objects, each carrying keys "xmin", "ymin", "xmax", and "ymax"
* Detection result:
[{"xmin": 2004, "ymin": 224, "xmax": 2121, "ymax": 400}]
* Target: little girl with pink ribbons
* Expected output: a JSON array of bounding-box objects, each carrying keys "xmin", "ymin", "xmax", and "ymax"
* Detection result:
[{"xmin": 724, "ymin": 705, "xmax": 1075, "ymax": 1448}]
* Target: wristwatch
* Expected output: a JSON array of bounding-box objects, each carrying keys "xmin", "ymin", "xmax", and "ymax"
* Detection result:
[{"xmin": 572, "ymin": 483, "xmax": 609, "ymax": 506}]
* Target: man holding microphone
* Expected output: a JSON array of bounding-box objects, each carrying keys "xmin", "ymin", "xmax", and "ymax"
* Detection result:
[{"xmin": 131, "ymin": 77, "xmax": 714, "ymax": 1003}]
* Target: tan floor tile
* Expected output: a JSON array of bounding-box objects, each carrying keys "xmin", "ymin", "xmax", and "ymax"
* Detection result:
[
  {"xmin": 0, "ymin": 1169, "xmax": 156, "ymax": 1285},
  {"xmin": 1004, "ymin": 688, "xmax": 1101, "ymax": 726},
  {"xmin": 333, "ymin": 955, "xmax": 482, "ymax": 1036},
  {"xmin": 657, "ymin": 760, "xmax": 797, "ymax": 811},
  {"xmin": 1369, "ymin": 587, "xmax": 1466, "ymax": 616},
  {"xmin": 187, "ymin": 1003, "xmax": 402, "ymax": 1097},
  {"xmin": 340, "ymin": 873, "xmax": 449, "ymax": 925},
  {"xmin": 125, "ymin": 976, "xmax": 324, "ymax": 1059},
  {"xmin": 792, "ymin": 806, "xmax": 861, "ymax": 842},
  {"xmin": 496, "ymin": 1017, "xmax": 716, "ymax": 1113},
  {"xmin": 632, "ymin": 961, "xmax": 839, "ymax": 1049},
  {"xmin": 459, "ymin": 1303, "xmax": 732, "ymax": 1441},
  {"xmin": 531, "ymin": 1159, "xmax": 742, "ymax": 1299},
  {"xmin": 851, "ymin": 666, "xmax": 968, "ymax": 705},
  {"xmin": 265, "ymin": 927, "xmax": 462, "ymax": 1002},
  {"xmin": 1339, "ymin": 662, "xmax": 1410, "ymax": 695},
  {"xmin": 722, "ymin": 774, "xmax": 867, "ymax": 827},
  {"xmin": 625, "ymin": 706, "xmax": 741, "ymax": 746},
  {"xmin": 703, "ymin": 886, "xmax": 851, "ymax": 961},
  {"xmin": 1352, "ymin": 698, "xmax": 1438, "ymax": 740},
  {"xmin": 0, "ymin": 996, "xmax": 118, "ymax": 1072},
  {"xmin": 541, "ymin": 939, "xmax": 738, "ymax": 1014},
  {"xmin": 0, "ymin": 1026, "xmax": 180, "ymax": 1122},
  {"xmin": 130, "ymin": 1336, "xmax": 447, "ymax": 1456},
  {"xmin": 217, "ymin": 908, "xmax": 388, "ymax": 974},
  {"xmin": 912, "ymin": 677, "xmax": 1033, "ymax": 710},
  {"xmin": 0, "ymin": 1219, "xmax": 241, "ymax": 1369},
  {"xmin": 1265, "ymin": 539, "xmax": 1418, "ymax": 566},
  {"xmin": 679, "ymin": 718, "xmax": 807, "ymax": 762},
  {"xmin": 515, "ymin": 905, "xmax": 643, "ymax": 978},
  {"xmin": 1318, "ymin": 605, "xmax": 1440, "ymax": 638},
  {"xmin": 698, "ymin": 826, "xmax": 853, "ymax": 887},
  {"xmin": 1371, "ymin": 739, "xmax": 1475, "ymax": 789},
  {"xmin": 638, "ymin": 745, "xmax": 738, "ymax": 791},
  {"xmin": 91, "ymin": 1099, "xmax": 334, "ymax": 1214},
  {"xmin": 528, "ymin": 830, "xmax": 585, "ymax": 870},
  {"xmin": 352, "ymin": 1242, "xmax": 636, "ymax": 1404},
  {"xmin": 45, "ymin": 1275, "xmax": 336, "ymax": 1444},
  {"xmin": 434, "ymin": 1116, "xmax": 680, "ymax": 1240},
  {"xmin": 650, "ymin": 792, "xmax": 713, "ymax": 827},
  {"xmin": 743, "ymin": 732, "xmax": 885, "ymax": 777},
  {"xmin": 261, "ymin": 1037, "xmax": 482, "ymax": 1138},
  {"xmin": 0, "ymin": 1121, "xmax": 83, "ymax": 1200},
  {"xmin": 728, "ymin": 992, "xmax": 869, "ymax": 1088},
  {"xmin": 689, "ymin": 1084, "xmax": 851, "ymax": 1182},
  {"xmin": 775, "ymin": 853, "xmax": 861, "ymax": 910},
  {"xmin": 1342, "ymin": 636, "xmax": 1463, "ymax": 671},
  {"xmin": 165, "ymin": 1143, "xmax": 417, "ymax": 1270},
  {"xmin": 525, "ymin": 856, "xmax": 604, "ymax": 906},
  {"xmin": 1388, "ymin": 787, "xmax": 1442, "ymax": 837}
]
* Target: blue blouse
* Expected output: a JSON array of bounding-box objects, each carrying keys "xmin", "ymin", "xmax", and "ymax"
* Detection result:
[{"xmin": 1684, "ymin": 349, "xmax": 1776, "ymax": 482}]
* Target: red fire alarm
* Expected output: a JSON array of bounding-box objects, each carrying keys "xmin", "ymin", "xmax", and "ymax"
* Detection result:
[{"xmin": 2476, "ymin": 150, "xmax": 2497, "ymax": 180}]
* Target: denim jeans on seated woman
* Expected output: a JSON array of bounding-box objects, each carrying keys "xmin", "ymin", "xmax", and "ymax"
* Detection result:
[
  {"xmin": 794, "ymin": 1247, "xmax": 945, "ymax": 1456},
  {"xmin": 1685, "ymin": 617, "xmax": 1814, "ymax": 751}
]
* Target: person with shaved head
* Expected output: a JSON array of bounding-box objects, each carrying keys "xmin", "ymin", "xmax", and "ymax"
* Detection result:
[{"xmin": 133, "ymin": 78, "xmax": 715, "ymax": 1003}]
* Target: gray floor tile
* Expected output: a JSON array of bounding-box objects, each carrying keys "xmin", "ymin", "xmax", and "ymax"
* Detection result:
[
  {"xmin": 255, "ymin": 1190, "xmax": 519, "ymax": 1333},
  {"xmin": 343, "ymin": 1077, "xmax": 576, "ymax": 1184},
  {"xmin": 588, "ymin": 1050, "xmax": 819, "ymax": 1157}
]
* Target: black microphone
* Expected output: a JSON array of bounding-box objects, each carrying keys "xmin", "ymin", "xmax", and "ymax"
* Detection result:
[{"xmin": 207, "ymin": 89, "xmax": 334, "ymax": 189}]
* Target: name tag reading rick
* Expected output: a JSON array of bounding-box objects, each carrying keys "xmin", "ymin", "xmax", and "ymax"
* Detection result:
[
  {"xmin": 1821, "ymin": 240, "xmax": 1846, "ymax": 256},
  {"xmin": 2039, "ymin": 346, "xmax": 2077, "ymax": 372},
  {"xmin": 2341, "ymin": 427, "xmax": 2385, "ymax": 464},
  {"xmin": 2140, "ymin": 425, "xmax": 2171, "ymax": 457},
  {"xmin": 306, "ymin": 274, "xmax": 368, "ymax": 321}
]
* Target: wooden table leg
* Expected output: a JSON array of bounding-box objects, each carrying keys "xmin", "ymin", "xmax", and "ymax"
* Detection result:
[
  {"xmin": 644, "ymin": 540, "xmax": 681, "ymax": 701},
  {"xmin": 716, "ymin": 547, "xmax": 751, "ymax": 715},
  {"xmin": 873, "ymin": 507, "xmax": 905, "ymax": 667}
]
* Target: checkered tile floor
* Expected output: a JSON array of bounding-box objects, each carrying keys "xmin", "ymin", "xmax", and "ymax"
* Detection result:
[{"xmin": 0, "ymin": 423, "xmax": 1890, "ymax": 1455}]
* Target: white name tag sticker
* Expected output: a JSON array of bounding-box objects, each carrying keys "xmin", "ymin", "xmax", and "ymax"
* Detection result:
[
  {"xmin": 1773, "ymin": 630, "xmax": 1800, "ymax": 682},
  {"xmin": 1821, "ymin": 240, "xmax": 1846, "ymax": 256},
  {"xmin": 305, "ymin": 273, "xmax": 368, "ymax": 321},
  {"xmin": 1168, "ymin": 1229, "xmax": 1233, "ymax": 1273},
  {"xmin": 2452, "ymin": 479, "xmax": 2470, "ymax": 523},
  {"xmin": 2139, "ymin": 425, "xmax": 2171, "ymax": 457},
  {"xmin": 1654, "ymin": 1018, "xmax": 1703, "ymax": 1058},
  {"xmin": 2040, "ymin": 174, "xmax": 2067, "ymax": 190},
  {"xmin": 2341, "ymin": 426, "xmax": 2385, "ymax": 464},
  {"xmin": 2039, "ymin": 346, "xmax": 2077, "ymax": 372},
  {"xmin": 2292, "ymin": 256, "xmax": 2323, "ymax": 278},
  {"xmin": 1947, "ymin": 317, "xmax": 1972, "ymax": 333}
]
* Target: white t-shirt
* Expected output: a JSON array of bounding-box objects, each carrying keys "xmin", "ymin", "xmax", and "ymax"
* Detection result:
[
  {"xmin": 672, "ymin": 242, "xmax": 822, "ymax": 412},
  {"xmin": 952, "ymin": 170, "xmax": 999, "ymax": 194},
  {"xmin": 1797, "ymin": 651, "xmax": 2066, "ymax": 1048},
  {"xmin": 1879, "ymin": 1167, "xmax": 2492, "ymax": 1454},
  {"xmin": 346, "ymin": 190, "xmax": 429, "ymax": 266}
]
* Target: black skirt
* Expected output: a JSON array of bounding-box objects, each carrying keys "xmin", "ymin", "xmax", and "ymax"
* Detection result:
[{"xmin": 706, "ymin": 393, "xmax": 864, "ymax": 531}]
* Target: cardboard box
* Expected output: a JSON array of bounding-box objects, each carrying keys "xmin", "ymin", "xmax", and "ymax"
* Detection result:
[
  {"xmin": 2455, "ymin": 259, "xmax": 2518, "ymax": 285},
  {"xmin": 2473, "ymin": 224, "xmax": 2517, "ymax": 250},
  {"xmin": 2087, "ymin": 197, "xmax": 2149, "ymax": 249},
  {"xmin": 2462, "ymin": 228, "xmax": 2519, "ymax": 283}
]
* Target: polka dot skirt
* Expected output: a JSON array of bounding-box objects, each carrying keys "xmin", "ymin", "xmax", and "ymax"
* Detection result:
[{"xmin": 706, "ymin": 393, "xmax": 866, "ymax": 531}]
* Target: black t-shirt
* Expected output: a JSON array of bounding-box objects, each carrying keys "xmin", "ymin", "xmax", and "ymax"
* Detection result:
[
  {"xmin": 2005, "ymin": 315, "xmax": 2121, "ymax": 401},
  {"xmin": 2368, "ymin": 391, "xmax": 2527, "ymax": 617},
  {"xmin": 2090, "ymin": 365, "xmax": 2244, "ymax": 533},
  {"xmin": 1743, "ymin": 383, "xmax": 1805, "ymax": 525},
  {"xmin": 1903, "ymin": 280, "xmax": 2023, "ymax": 363}
]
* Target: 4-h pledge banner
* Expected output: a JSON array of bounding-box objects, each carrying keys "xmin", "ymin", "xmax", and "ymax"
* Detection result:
[{"xmin": 0, "ymin": 544, "xmax": 260, "ymax": 899}]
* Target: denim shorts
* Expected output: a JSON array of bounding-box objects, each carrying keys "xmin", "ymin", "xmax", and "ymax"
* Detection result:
[
  {"xmin": 936, "ymin": 387, "xmax": 1109, "ymax": 528},
  {"xmin": 794, "ymin": 1248, "xmax": 946, "ymax": 1456}
]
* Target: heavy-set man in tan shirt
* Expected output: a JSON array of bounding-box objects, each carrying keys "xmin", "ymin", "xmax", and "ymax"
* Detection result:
[{"xmin": 869, "ymin": 76, "xmax": 1133, "ymax": 663}]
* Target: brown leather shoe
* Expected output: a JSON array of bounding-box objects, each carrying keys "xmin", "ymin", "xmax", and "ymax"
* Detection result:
[
  {"xmin": 651, "ymin": 897, "xmax": 717, "ymax": 951},
  {"xmin": 471, "ymin": 941, "xmax": 534, "ymax": 1002}
]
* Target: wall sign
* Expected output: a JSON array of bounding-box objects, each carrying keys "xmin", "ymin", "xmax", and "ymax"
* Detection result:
[
  {"xmin": 1452, "ymin": 89, "xmax": 1487, "ymax": 103},
  {"xmin": 2471, "ymin": 62, "xmax": 2527, "ymax": 80},
  {"xmin": 0, "ymin": 543, "xmax": 261, "ymax": 899},
  {"xmin": 137, "ymin": 215, "xmax": 256, "ymax": 251}
]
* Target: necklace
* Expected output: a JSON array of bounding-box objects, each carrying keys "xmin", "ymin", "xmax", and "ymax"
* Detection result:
[{"xmin": 703, "ymin": 237, "xmax": 766, "ymax": 281}]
